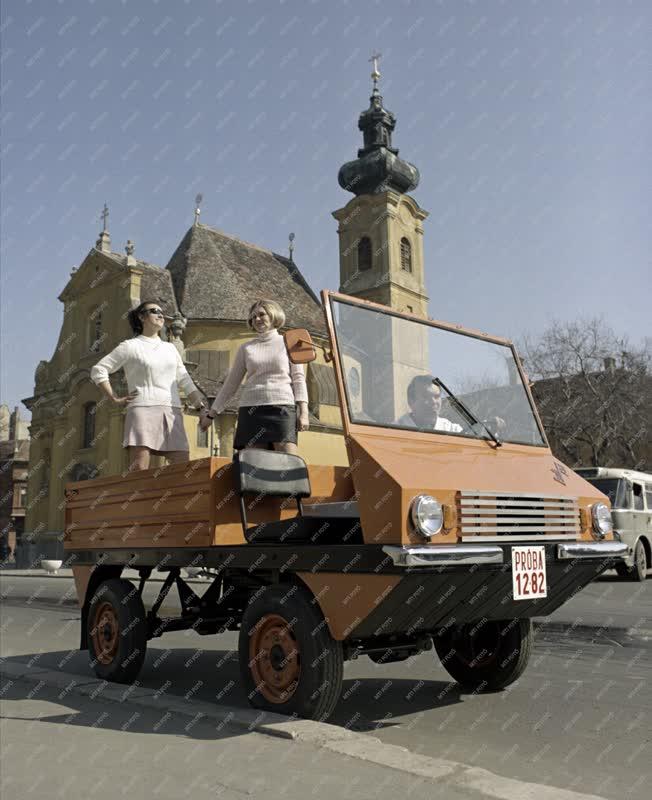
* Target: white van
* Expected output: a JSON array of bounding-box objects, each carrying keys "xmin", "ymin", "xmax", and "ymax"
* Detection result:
[{"xmin": 575, "ymin": 467, "xmax": 651, "ymax": 581}]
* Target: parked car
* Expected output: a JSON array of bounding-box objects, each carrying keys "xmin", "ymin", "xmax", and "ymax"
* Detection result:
[{"xmin": 575, "ymin": 467, "xmax": 650, "ymax": 581}]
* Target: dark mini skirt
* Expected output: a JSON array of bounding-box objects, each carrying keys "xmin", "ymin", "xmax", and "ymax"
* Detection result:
[{"xmin": 233, "ymin": 404, "xmax": 297, "ymax": 450}]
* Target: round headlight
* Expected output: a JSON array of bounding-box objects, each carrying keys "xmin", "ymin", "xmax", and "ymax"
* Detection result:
[
  {"xmin": 591, "ymin": 502, "xmax": 613, "ymax": 540},
  {"xmin": 410, "ymin": 495, "xmax": 443, "ymax": 539}
]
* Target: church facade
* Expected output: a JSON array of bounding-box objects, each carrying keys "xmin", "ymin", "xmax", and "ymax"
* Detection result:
[{"xmin": 22, "ymin": 74, "xmax": 428, "ymax": 543}]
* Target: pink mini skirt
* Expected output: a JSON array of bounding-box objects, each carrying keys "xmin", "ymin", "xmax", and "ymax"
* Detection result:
[{"xmin": 123, "ymin": 405, "xmax": 189, "ymax": 453}]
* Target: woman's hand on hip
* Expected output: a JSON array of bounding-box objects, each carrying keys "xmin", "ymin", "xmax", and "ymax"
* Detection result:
[{"xmin": 113, "ymin": 392, "xmax": 138, "ymax": 406}]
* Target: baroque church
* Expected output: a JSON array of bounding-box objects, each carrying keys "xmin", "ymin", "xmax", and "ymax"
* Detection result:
[{"xmin": 22, "ymin": 71, "xmax": 429, "ymax": 541}]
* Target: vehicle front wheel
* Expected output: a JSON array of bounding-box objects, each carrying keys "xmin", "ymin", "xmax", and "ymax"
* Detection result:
[
  {"xmin": 433, "ymin": 618, "xmax": 533, "ymax": 691},
  {"xmin": 239, "ymin": 583, "xmax": 343, "ymax": 721},
  {"xmin": 87, "ymin": 578, "xmax": 147, "ymax": 683}
]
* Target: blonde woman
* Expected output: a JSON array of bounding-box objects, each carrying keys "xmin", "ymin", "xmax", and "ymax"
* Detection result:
[
  {"xmin": 199, "ymin": 299, "xmax": 309, "ymax": 454},
  {"xmin": 90, "ymin": 300, "xmax": 207, "ymax": 471}
]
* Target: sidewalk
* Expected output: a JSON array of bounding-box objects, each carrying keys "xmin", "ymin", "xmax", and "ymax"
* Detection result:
[{"xmin": 0, "ymin": 658, "xmax": 609, "ymax": 800}]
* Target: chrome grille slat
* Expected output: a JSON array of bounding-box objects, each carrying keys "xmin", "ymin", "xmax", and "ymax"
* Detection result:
[
  {"xmin": 462, "ymin": 525, "xmax": 578, "ymax": 533},
  {"xmin": 461, "ymin": 510, "xmax": 577, "ymax": 518},
  {"xmin": 461, "ymin": 534, "xmax": 578, "ymax": 542},
  {"xmin": 459, "ymin": 490, "xmax": 580, "ymax": 538},
  {"xmin": 461, "ymin": 491, "xmax": 578, "ymax": 501},
  {"xmin": 460, "ymin": 499, "xmax": 576, "ymax": 508}
]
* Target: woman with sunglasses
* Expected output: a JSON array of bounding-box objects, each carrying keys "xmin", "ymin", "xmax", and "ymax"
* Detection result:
[{"xmin": 90, "ymin": 300, "xmax": 207, "ymax": 471}]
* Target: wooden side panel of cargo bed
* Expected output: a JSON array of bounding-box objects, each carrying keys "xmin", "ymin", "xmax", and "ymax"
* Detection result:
[
  {"xmin": 64, "ymin": 458, "xmax": 213, "ymax": 549},
  {"xmin": 65, "ymin": 456, "xmax": 356, "ymax": 550}
]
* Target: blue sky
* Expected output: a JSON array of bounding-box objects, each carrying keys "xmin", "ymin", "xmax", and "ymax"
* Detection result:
[{"xmin": 1, "ymin": 0, "xmax": 650, "ymax": 417}]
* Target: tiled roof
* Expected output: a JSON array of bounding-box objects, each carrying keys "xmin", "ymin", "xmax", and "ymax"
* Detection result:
[{"xmin": 165, "ymin": 224, "xmax": 326, "ymax": 334}]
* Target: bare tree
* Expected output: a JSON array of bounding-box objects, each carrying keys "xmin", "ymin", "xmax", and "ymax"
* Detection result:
[{"xmin": 520, "ymin": 318, "xmax": 651, "ymax": 469}]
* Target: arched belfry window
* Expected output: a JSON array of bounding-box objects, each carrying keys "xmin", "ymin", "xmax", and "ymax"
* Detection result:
[
  {"xmin": 82, "ymin": 402, "xmax": 96, "ymax": 448},
  {"xmin": 400, "ymin": 238, "xmax": 412, "ymax": 273},
  {"xmin": 357, "ymin": 237, "xmax": 372, "ymax": 271}
]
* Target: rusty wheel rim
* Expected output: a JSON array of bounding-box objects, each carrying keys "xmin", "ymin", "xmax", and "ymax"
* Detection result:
[
  {"xmin": 249, "ymin": 614, "xmax": 300, "ymax": 704},
  {"xmin": 91, "ymin": 602, "xmax": 120, "ymax": 665}
]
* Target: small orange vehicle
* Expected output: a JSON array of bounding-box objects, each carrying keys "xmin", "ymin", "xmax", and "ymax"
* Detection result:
[{"xmin": 65, "ymin": 291, "xmax": 627, "ymax": 720}]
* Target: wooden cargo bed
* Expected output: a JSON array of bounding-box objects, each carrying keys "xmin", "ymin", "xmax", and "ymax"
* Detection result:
[{"xmin": 64, "ymin": 457, "xmax": 355, "ymax": 550}]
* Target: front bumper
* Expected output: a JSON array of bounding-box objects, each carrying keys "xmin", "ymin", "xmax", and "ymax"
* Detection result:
[
  {"xmin": 556, "ymin": 541, "xmax": 627, "ymax": 560},
  {"xmin": 383, "ymin": 540, "xmax": 627, "ymax": 568},
  {"xmin": 353, "ymin": 540, "xmax": 629, "ymax": 638}
]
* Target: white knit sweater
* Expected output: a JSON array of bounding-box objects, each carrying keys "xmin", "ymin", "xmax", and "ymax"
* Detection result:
[
  {"xmin": 210, "ymin": 329, "xmax": 308, "ymax": 414},
  {"xmin": 90, "ymin": 335, "xmax": 198, "ymax": 408}
]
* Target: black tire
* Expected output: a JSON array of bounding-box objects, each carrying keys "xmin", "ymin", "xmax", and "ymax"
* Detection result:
[
  {"xmin": 630, "ymin": 539, "xmax": 648, "ymax": 582},
  {"xmin": 615, "ymin": 562, "xmax": 631, "ymax": 579},
  {"xmin": 87, "ymin": 578, "xmax": 147, "ymax": 683},
  {"xmin": 433, "ymin": 618, "xmax": 533, "ymax": 691},
  {"xmin": 238, "ymin": 583, "xmax": 343, "ymax": 721}
]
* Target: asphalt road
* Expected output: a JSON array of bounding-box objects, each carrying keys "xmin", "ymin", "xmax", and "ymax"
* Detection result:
[{"xmin": 1, "ymin": 571, "xmax": 650, "ymax": 799}]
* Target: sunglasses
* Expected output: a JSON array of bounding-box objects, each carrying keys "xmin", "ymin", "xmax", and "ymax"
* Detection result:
[{"xmin": 143, "ymin": 308, "xmax": 164, "ymax": 317}]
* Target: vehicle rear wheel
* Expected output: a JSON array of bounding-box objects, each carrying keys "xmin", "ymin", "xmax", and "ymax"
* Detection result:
[
  {"xmin": 433, "ymin": 618, "xmax": 533, "ymax": 691},
  {"xmin": 630, "ymin": 539, "xmax": 648, "ymax": 582},
  {"xmin": 87, "ymin": 578, "xmax": 147, "ymax": 683},
  {"xmin": 239, "ymin": 584, "xmax": 343, "ymax": 721}
]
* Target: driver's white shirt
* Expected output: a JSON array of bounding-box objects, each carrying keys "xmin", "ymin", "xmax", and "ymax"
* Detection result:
[{"xmin": 395, "ymin": 412, "xmax": 463, "ymax": 432}]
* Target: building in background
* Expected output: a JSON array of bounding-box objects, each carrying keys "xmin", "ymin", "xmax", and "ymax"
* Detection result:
[
  {"xmin": 0, "ymin": 405, "xmax": 30, "ymax": 563},
  {"xmin": 20, "ymin": 66, "xmax": 429, "ymax": 553}
]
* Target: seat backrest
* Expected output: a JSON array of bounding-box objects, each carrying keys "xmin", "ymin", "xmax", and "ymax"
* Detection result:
[{"xmin": 234, "ymin": 449, "xmax": 311, "ymax": 499}]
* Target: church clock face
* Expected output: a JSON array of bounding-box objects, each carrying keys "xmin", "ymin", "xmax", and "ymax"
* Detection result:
[{"xmin": 347, "ymin": 366, "xmax": 361, "ymax": 398}]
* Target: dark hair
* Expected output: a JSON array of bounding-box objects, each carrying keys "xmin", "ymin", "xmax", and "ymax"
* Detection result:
[
  {"xmin": 407, "ymin": 374, "xmax": 437, "ymax": 405},
  {"xmin": 127, "ymin": 299, "xmax": 163, "ymax": 335}
]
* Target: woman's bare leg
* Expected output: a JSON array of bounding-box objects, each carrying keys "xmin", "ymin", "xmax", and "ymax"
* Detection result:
[
  {"xmin": 166, "ymin": 450, "xmax": 190, "ymax": 464},
  {"xmin": 128, "ymin": 446, "xmax": 150, "ymax": 472}
]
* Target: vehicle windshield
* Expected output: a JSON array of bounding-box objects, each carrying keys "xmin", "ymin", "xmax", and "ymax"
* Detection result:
[
  {"xmin": 585, "ymin": 478, "xmax": 627, "ymax": 509},
  {"xmin": 330, "ymin": 298, "xmax": 546, "ymax": 446}
]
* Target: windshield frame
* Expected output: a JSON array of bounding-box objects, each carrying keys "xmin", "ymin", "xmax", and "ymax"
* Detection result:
[{"xmin": 323, "ymin": 290, "xmax": 549, "ymax": 448}]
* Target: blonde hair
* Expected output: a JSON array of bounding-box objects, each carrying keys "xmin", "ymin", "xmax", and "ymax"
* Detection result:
[{"xmin": 247, "ymin": 299, "xmax": 286, "ymax": 330}]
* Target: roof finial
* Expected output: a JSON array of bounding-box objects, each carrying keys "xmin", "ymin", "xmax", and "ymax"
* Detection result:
[
  {"xmin": 194, "ymin": 193, "xmax": 203, "ymax": 226},
  {"xmin": 96, "ymin": 202, "xmax": 111, "ymax": 252},
  {"xmin": 369, "ymin": 51, "xmax": 382, "ymax": 93},
  {"xmin": 125, "ymin": 239, "xmax": 136, "ymax": 266},
  {"xmin": 288, "ymin": 232, "xmax": 295, "ymax": 262}
]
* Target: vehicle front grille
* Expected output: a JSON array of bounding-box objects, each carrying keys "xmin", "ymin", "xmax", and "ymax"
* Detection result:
[{"xmin": 459, "ymin": 491, "xmax": 580, "ymax": 541}]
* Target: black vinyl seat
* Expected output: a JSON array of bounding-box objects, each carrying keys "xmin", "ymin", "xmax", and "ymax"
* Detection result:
[
  {"xmin": 232, "ymin": 450, "xmax": 363, "ymax": 545},
  {"xmin": 233, "ymin": 449, "xmax": 312, "ymax": 543}
]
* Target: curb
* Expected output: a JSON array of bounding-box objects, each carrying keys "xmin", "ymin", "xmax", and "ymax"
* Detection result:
[{"xmin": 0, "ymin": 659, "xmax": 609, "ymax": 800}]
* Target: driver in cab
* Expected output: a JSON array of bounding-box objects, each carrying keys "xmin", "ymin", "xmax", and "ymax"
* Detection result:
[{"xmin": 395, "ymin": 375, "xmax": 463, "ymax": 432}]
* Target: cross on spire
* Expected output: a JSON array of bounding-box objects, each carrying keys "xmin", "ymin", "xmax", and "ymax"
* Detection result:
[
  {"xmin": 369, "ymin": 51, "xmax": 382, "ymax": 91},
  {"xmin": 96, "ymin": 202, "xmax": 111, "ymax": 252}
]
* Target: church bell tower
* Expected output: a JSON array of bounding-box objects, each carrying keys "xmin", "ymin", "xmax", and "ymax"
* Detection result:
[{"xmin": 333, "ymin": 56, "xmax": 429, "ymax": 317}]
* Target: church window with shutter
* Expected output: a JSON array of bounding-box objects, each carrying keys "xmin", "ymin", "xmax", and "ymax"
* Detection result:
[
  {"xmin": 357, "ymin": 237, "xmax": 372, "ymax": 271},
  {"xmin": 400, "ymin": 237, "xmax": 412, "ymax": 272}
]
